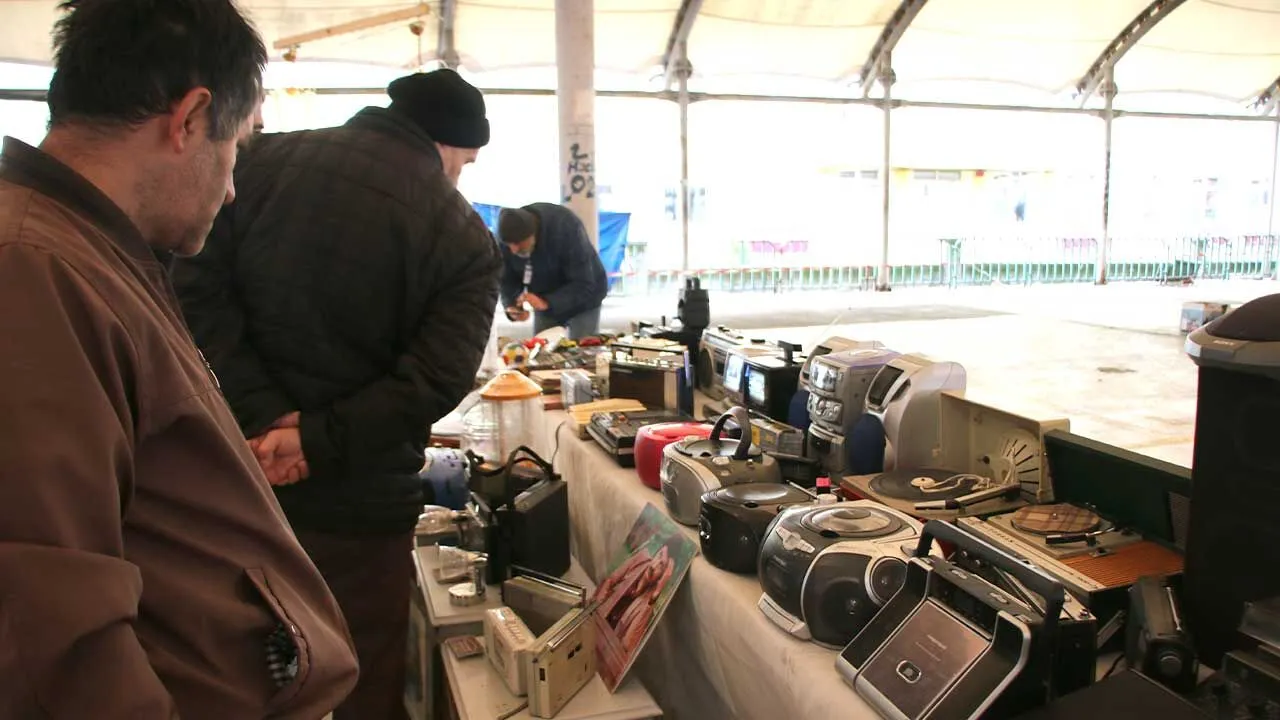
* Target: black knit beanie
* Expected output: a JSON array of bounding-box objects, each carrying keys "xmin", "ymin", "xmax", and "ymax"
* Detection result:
[
  {"xmin": 498, "ymin": 207, "xmax": 536, "ymax": 245},
  {"xmin": 387, "ymin": 69, "xmax": 490, "ymax": 148}
]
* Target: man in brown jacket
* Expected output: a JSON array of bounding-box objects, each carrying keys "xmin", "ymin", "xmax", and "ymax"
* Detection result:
[{"xmin": 0, "ymin": 1, "xmax": 358, "ymax": 718}]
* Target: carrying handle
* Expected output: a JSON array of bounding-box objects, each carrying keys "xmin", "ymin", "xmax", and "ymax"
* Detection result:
[
  {"xmin": 710, "ymin": 406, "xmax": 753, "ymax": 461},
  {"xmin": 916, "ymin": 520, "xmax": 1065, "ymax": 636}
]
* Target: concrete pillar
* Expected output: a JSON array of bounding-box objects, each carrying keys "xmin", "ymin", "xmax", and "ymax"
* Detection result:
[
  {"xmin": 876, "ymin": 58, "xmax": 895, "ymax": 292},
  {"xmin": 1096, "ymin": 67, "xmax": 1117, "ymax": 285},
  {"xmin": 1270, "ymin": 110, "xmax": 1279, "ymax": 278},
  {"xmin": 676, "ymin": 41, "xmax": 693, "ymax": 272},
  {"xmin": 555, "ymin": 0, "xmax": 599, "ymax": 247}
]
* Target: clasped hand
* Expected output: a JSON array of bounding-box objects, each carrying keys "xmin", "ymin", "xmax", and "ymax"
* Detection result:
[{"xmin": 248, "ymin": 411, "xmax": 309, "ymax": 486}]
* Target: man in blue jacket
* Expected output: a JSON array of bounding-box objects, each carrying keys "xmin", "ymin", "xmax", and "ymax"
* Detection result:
[{"xmin": 498, "ymin": 203, "xmax": 608, "ymax": 338}]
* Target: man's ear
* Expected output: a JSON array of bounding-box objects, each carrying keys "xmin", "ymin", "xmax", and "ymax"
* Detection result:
[{"xmin": 167, "ymin": 87, "xmax": 215, "ymax": 153}]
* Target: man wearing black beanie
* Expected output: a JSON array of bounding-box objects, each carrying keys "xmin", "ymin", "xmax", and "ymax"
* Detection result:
[
  {"xmin": 172, "ymin": 68, "xmax": 501, "ymax": 720},
  {"xmin": 387, "ymin": 69, "xmax": 490, "ymax": 185}
]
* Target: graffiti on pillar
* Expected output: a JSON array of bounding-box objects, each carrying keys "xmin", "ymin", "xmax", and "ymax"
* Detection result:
[{"xmin": 563, "ymin": 141, "xmax": 595, "ymax": 202}]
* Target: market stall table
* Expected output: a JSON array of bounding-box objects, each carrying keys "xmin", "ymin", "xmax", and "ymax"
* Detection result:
[{"xmin": 535, "ymin": 410, "xmax": 880, "ymax": 720}]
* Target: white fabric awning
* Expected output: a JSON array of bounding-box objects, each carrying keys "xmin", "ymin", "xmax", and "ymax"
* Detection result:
[{"xmin": 3, "ymin": 0, "xmax": 1280, "ymax": 111}]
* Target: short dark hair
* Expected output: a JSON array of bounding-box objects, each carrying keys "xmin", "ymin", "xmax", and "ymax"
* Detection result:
[{"xmin": 47, "ymin": 0, "xmax": 267, "ymax": 141}]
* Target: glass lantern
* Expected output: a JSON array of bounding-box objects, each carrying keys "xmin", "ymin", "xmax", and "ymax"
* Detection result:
[{"xmin": 460, "ymin": 370, "xmax": 543, "ymax": 464}]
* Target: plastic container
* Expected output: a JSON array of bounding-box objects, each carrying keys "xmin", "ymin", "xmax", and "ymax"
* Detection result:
[{"xmin": 461, "ymin": 370, "xmax": 543, "ymax": 464}]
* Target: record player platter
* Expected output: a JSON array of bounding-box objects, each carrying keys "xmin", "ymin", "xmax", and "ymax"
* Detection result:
[
  {"xmin": 869, "ymin": 468, "xmax": 980, "ymax": 502},
  {"xmin": 799, "ymin": 506, "xmax": 905, "ymax": 539},
  {"xmin": 1010, "ymin": 503, "xmax": 1102, "ymax": 536}
]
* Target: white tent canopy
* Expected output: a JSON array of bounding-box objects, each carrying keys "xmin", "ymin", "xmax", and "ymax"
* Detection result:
[{"xmin": 3, "ymin": 0, "xmax": 1280, "ymax": 111}]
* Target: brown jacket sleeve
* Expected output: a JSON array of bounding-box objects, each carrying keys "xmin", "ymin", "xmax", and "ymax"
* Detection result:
[{"xmin": 0, "ymin": 244, "xmax": 178, "ymax": 718}]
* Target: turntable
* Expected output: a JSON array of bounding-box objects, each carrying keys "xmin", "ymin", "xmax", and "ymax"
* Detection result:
[
  {"xmin": 757, "ymin": 500, "xmax": 924, "ymax": 648},
  {"xmin": 958, "ymin": 503, "xmax": 1185, "ymax": 613},
  {"xmin": 844, "ymin": 391, "xmax": 1070, "ymax": 521}
]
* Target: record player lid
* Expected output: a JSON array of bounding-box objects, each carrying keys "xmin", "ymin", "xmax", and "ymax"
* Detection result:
[
  {"xmin": 799, "ymin": 505, "xmax": 904, "ymax": 538},
  {"xmin": 712, "ymin": 482, "xmax": 812, "ymax": 507}
]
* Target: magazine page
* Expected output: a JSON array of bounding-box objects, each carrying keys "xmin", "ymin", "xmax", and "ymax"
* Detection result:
[{"xmin": 590, "ymin": 502, "xmax": 699, "ymax": 692}]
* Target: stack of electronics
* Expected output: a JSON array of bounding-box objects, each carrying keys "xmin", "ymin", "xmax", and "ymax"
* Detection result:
[
  {"xmin": 804, "ymin": 345, "xmax": 900, "ymax": 478},
  {"xmin": 537, "ymin": 289, "xmax": 1280, "ymax": 719},
  {"xmin": 443, "ymin": 446, "xmax": 572, "ymax": 587},
  {"xmin": 480, "ymin": 569, "xmax": 598, "ymax": 718}
]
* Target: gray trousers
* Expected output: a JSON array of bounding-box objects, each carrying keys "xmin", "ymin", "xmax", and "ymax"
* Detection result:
[{"xmin": 534, "ymin": 305, "xmax": 602, "ymax": 339}]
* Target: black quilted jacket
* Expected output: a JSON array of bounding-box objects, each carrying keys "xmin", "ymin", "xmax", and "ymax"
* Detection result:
[{"xmin": 173, "ymin": 107, "xmax": 502, "ymax": 535}]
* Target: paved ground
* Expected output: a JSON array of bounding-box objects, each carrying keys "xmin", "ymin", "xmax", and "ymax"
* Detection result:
[{"xmin": 494, "ymin": 278, "xmax": 1280, "ymax": 468}]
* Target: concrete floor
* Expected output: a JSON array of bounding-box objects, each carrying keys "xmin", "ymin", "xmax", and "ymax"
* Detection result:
[{"xmin": 495, "ymin": 278, "xmax": 1280, "ymax": 469}]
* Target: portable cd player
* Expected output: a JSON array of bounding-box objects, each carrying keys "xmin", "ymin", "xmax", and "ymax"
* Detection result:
[
  {"xmin": 699, "ymin": 483, "xmax": 816, "ymax": 574},
  {"xmin": 757, "ymin": 500, "xmax": 922, "ymax": 648},
  {"xmin": 634, "ymin": 421, "xmax": 714, "ymax": 490},
  {"xmin": 660, "ymin": 406, "xmax": 782, "ymax": 526}
]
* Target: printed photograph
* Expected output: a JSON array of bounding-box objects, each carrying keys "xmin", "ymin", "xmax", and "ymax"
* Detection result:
[{"xmin": 591, "ymin": 503, "xmax": 698, "ymax": 692}]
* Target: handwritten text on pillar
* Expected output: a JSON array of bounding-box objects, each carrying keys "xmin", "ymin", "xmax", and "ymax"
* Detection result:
[{"xmin": 564, "ymin": 142, "xmax": 595, "ymax": 202}]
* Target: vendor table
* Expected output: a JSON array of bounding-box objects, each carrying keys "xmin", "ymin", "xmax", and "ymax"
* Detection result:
[{"xmin": 536, "ymin": 410, "xmax": 879, "ymax": 720}]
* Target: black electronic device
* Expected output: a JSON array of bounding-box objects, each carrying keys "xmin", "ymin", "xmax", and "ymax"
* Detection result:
[
  {"xmin": 742, "ymin": 342, "xmax": 804, "ymax": 422},
  {"xmin": 677, "ymin": 276, "xmax": 710, "ymax": 330},
  {"xmin": 1185, "ymin": 295, "xmax": 1280, "ymax": 668},
  {"xmin": 949, "ymin": 548, "xmax": 1098, "ymax": 697},
  {"xmin": 698, "ymin": 482, "xmax": 815, "ymax": 574},
  {"xmin": 464, "ymin": 447, "xmax": 571, "ymax": 584},
  {"xmin": 1127, "ymin": 575, "xmax": 1199, "ymax": 694},
  {"xmin": 757, "ymin": 501, "xmax": 922, "ymax": 648},
  {"xmin": 585, "ymin": 409, "xmax": 689, "ymax": 467},
  {"xmin": 1015, "ymin": 670, "xmax": 1209, "ymax": 720},
  {"xmin": 1191, "ymin": 597, "xmax": 1280, "ymax": 719},
  {"xmin": 696, "ymin": 325, "xmax": 775, "ymax": 399},
  {"xmin": 837, "ymin": 519, "xmax": 1065, "ymax": 720}
]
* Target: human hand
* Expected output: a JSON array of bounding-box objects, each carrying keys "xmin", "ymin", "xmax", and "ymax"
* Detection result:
[
  {"xmin": 270, "ymin": 411, "xmax": 300, "ymax": 429},
  {"xmin": 520, "ymin": 292, "xmax": 549, "ymax": 312},
  {"xmin": 248, "ymin": 427, "xmax": 309, "ymax": 486},
  {"xmin": 505, "ymin": 306, "xmax": 530, "ymax": 322}
]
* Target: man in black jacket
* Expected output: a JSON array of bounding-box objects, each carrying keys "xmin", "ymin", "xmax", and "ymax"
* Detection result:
[
  {"xmin": 172, "ymin": 69, "xmax": 501, "ymax": 720},
  {"xmin": 497, "ymin": 202, "xmax": 608, "ymax": 338}
]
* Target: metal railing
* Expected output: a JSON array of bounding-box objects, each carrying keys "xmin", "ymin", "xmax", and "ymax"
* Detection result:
[{"xmin": 607, "ymin": 234, "xmax": 1279, "ymax": 295}]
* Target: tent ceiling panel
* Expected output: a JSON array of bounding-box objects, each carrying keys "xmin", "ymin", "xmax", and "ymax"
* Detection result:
[
  {"xmin": 891, "ymin": 0, "xmax": 1154, "ymax": 95},
  {"xmin": 1116, "ymin": 0, "xmax": 1280, "ymax": 102},
  {"xmin": 2, "ymin": 0, "xmax": 1280, "ymax": 111},
  {"xmin": 454, "ymin": 0, "xmax": 680, "ymax": 74},
  {"xmin": 683, "ymin": 0, "xmax": 894, "ymax": 80},
  {"xmin": 0, "ymin": 1, "xmax": 59, "ymax": 65}
]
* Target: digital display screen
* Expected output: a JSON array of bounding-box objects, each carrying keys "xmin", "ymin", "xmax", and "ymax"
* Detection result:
[
  {"xmin": 866, "ymin": 365, "xmax": 905, "ymax": 409},
  {"xmin": 723, "ymin": 354, "xmax": 744, "ymax": 394},
  {"xmin": 747, "ymin": 367, "xmax": 767, "ymax": 407}
]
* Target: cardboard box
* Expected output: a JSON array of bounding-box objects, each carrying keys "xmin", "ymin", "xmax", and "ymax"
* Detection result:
[{"xmin": 1180, "ymin": 301, "xmax": 1230, "ymax": 333}]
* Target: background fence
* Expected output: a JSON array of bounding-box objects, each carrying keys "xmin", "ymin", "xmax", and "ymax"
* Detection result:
[{"xmin": 608, "ymin": 235, "xmax": 1280, "ymax": 295}]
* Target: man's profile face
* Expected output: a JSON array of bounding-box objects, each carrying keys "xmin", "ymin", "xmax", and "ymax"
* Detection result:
[
  {"xmin": 157, "ymin": 89, "xmax": 259, "ymax": 257},
  {"xmin": 436, "ymin": 143, "xmax": 479, "ymax": 186}
]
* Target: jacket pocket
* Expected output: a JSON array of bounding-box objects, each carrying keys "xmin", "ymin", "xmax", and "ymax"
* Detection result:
[
  {"xmin": 244, "ymin": 567, "xmax": 359, "ymax": 718},
  {"xmin": 245, "ymin": 568, "xmax": 314, "ymax": 711}
]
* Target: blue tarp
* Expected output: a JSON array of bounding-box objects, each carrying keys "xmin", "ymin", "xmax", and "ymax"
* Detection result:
[{"xmin": 472, "ymin": 203, "xmax": 630, "ymax": 288}]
